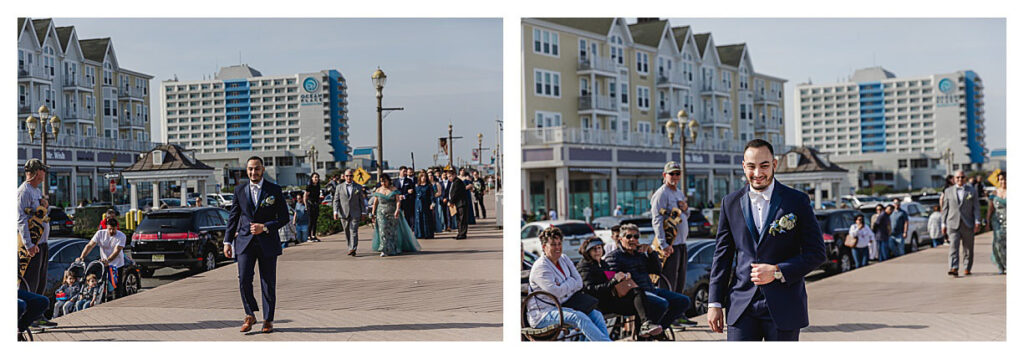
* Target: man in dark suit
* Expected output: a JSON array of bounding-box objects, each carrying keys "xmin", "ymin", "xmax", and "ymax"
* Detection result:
[
  {"xmin": 225, "ymin": 156, "xmax": 290, "ymax": 334},
  {"xmin": 707, "ymin": 139, "xmax": 826, "ymax": 341},
  {"xmin": 448, "ymin": 169, "xmax": 470, "ymax": 239},
  {"xmin": 440, "ymin": 170, "xmax": 456, "ymax": 230},
  {"xmin": 397, "ymin": 166, "xmax": 416, "ymax": 228}
]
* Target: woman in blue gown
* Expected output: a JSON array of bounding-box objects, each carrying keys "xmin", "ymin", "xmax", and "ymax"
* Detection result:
[
  {"xmin": 413, "ymin": 171, "xmax": 436, "ymax": 239},
  {"xmin": 370, "ymin": 174, "xmax": 421, "ymax": 257},
  {"xmin": 431, "ymin": 170, "xmax": 445, "ymax": 232}
]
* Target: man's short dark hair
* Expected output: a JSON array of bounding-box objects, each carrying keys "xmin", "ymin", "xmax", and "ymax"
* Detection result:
[
  {"xmin": 246, "ymin": 156, "xmax": 264, "ymax": 166},
  {"xmin": 610, "ymin": 224, "xmax": 621, "ymax": 234},
  {"xmin": 399, "ymin": 166, "xmax": 408, "ymax": 171},
  {"xmin": 743, "ymin": 139, "xmax": 774, "ymax": 156}
]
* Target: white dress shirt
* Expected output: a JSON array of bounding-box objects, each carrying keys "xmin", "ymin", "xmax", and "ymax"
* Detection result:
[
  {"xmin": 749, "ymin": 181, "xmax": 776, "ymax": 234},
  {"xmin": 250, "ymin": 179, "xmax": 264, "ymax": 209}
]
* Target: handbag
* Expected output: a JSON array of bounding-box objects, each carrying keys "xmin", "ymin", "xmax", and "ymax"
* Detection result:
[
  {"xmin": 612, "ymin": 277, "xmax": 639, "ymax": 298},
  {"xmin": 562, "ymin": 291, "xmax": 600, "ymax": 313},
  {"xmin": 448, "ymin": 203, "xmax": 458, "ymax": 216},
  {"xmin": 844, "ymin": 233, "xmax": 858, "ymax": 248}
]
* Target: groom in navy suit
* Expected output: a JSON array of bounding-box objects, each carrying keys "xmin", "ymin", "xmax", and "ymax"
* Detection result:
[
  {"xmin": 707, "ymin": 139, "xmax": 826, "ymax": 341},
  {"xmin": 225, "ymin": 156, "xmax": 289, "ymax": 333}
]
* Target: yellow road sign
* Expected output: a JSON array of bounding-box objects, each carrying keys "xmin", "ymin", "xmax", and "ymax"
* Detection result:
[
  {"xmin": 354, "ymin": 167, "xmax": 371, "ymax": 185},
  {"xmin": 988, "ymin": 169, "xmax": 1001, "ymax": 187}
]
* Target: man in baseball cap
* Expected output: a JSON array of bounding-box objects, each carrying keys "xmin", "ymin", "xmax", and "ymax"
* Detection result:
[
  {"xmin": 19, "ymin": 158, "xmax": 58, "ymax": 329},
  {"xmin": 650, "ymin": 160, "xmax": 697, "ymax": 328}
]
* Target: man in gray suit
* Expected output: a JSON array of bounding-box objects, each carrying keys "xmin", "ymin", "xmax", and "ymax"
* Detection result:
[
  {"xmin": 942, "ymin": 170, "xmax": 981, "ymax": 277},
  {"xmin": 333, "ymin": 169, "xmax": 366, "ymax": 256}
]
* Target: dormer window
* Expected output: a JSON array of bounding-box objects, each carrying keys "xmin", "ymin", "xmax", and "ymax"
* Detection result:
[
  {"xmin": 786, "ymin": 152, "xmax": 799, "ymax": 168},
  {"xmin": 152, "ymin": 150, "xmax": 165, "ymax": 165}
]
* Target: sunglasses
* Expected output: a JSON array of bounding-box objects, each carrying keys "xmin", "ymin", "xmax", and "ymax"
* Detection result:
[
  {"xmin": 668, "ymin": 172, "xmax": 681, "ymax": 176},
  {"xmin": 623, "ymin": 234, "xmax": 639, "ymax": 239},
  {"xmin": 955, "ymin": 176, "xmax": 966, "ymax": 179}
]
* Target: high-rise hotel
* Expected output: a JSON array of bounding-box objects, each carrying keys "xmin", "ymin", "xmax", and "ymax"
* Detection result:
[
  {"xmin": 161, "ymin": 65, "xmax": 350, "ymax": 188},
  {"xmin": 522, "ymin": 18, "xmax": 787, "ymax": 220},
  {"xmin": 17, "ymin": 18, "xmax": 154, "ymax": 207},
  {"xmin": 795, "ymin": 67, "xmax": 987, "ymax": 190}
]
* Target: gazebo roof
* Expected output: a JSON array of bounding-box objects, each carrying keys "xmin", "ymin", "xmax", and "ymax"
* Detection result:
[
  {"xmin": 124, "ymin": 144, "xmax": 213, "ymax": 172},
  {"xmin": 776, "ymin": 146, "xmax": 848, "ymax": 174}
]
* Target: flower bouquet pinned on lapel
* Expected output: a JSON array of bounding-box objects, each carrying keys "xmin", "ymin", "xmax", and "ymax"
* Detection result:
[
  {"xmin": 259, "ymin": 195, "xmax": 276, "ymax": 209},
  {"xmin": 768, "ymin": 213, "xmax": 798, "ymax": 236}
]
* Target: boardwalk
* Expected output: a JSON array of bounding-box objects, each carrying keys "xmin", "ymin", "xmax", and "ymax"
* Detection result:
[
  {"xmin": 676, "ymin": 231, "xmax": 1006, "ymax": 341},
  {"xmin": 35, "ymin": 193, "xmax": 502, "ymax": 341}
]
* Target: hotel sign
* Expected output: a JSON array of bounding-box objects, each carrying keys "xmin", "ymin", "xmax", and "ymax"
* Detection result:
[
  {"xmin": 936, "ymin": 78, "xmax": 957, "ymax": 107},
  {"xmin": 300, "ymin": 76, "xmax": 323, "ymax": 105}
]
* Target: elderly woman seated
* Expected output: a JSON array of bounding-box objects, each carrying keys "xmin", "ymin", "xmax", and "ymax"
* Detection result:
[
  {"xmin": 575, "ymin": 236, "xmax": 663, "ymax": 338},
  {"xmin": 606, "ymin": 223, "xmax": 691, "ymax": 335},
  {"xmin": 525, "ymin": 227, "xmax": 611, "ymax": 341}
]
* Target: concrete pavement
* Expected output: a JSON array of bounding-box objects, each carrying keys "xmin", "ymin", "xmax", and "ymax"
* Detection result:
[
  {"xmin": 675, "ymin": 231, "xmax": 1005, "ymax": 341},
  {"xmin": 35, "ymin": 194, "xmax": 502, "ymax": 341}
]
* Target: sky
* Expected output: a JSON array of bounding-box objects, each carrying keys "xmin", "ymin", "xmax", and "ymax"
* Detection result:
[
  {"xmin": 58, "ymin": 18, "xmax": 503, "ymax": 168},
  {"xmin": 663, "ymin": 18, "xmax": 1006, "ymax": 150}
]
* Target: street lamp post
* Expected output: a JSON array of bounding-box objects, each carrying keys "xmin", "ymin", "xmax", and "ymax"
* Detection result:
[
  {"xmin": 110, "ymin": 157, "xmax": 116, "ymax": 205},
  {"xmin": 942, "ymin": 147, "xmax": 954, "ymax": 175},
  {"xmin": 448, "ymin": 124, "xmax": 454, "ymax": 169},
  {"xmin": 25, "ymin": 105, "xmax": 62, "ymax": 198},
  {"xmin": 307, "ymin": 145, "xmax": 318, "ymax": 176},
  {"xmin": 664, "ymin": 110, "xmax": 699, "ymax": 189},
  {"xmin": 477, "ymin": 133, "xmax": 483, "ymax": 167},
  {"xmin": 372, "ymin": 67, "xmax": 388, "ymax": 183}
]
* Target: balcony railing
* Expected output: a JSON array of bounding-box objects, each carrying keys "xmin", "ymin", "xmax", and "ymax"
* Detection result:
[
  {"xmin": 656, "ymin": 72, "xmax": 686, "ymax": 87},
  {"xmin": 18, "ymin": 66, "xmax": 52, "ymax": 81},
  {"xmin": 699, "ymin": 82, "xmax": 729, "ymax": 94},
  {"xmin": 118, "ymin": 87, "xmax": 146, "ymax": 99},
  {"xmin": 118, "ymin": 115, "xmax": 146, "ymax": 128},
  {"xmin": 18, "ymin": 130, "xmax": 156, "ymax": 152},
  {"xmin": 578, "ymin": 95, "xmax": 617, "ymax": 112},
  {"xmin": 577, "ymin": 56, "xmax": 619, "ymax": 74},
  {"xmin": 521, "ymin": 126, "xmax": 743, "ymax": 152},
  {"xmin": 755, "ymin": 92, "xmax": 781, "ymax": 103}
]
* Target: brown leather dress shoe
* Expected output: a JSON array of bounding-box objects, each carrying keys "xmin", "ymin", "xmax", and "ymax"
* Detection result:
[
  {"xmin": 348, "ymin": 249, "xmax": 356, "ymax": 256},
  {"xmin": 963, "ymin": 270, "xmax": 972, "ymax": 276},
  {"xmin": 261, "ymin": 320, "xmax": 273, "ymax": 333},
  {"xmin": 240, "ymin": 315, "xmax": 257, "ymax": 332},
  {"xmin": 948, "ymin": 269, "xmax": 959, "ymax": 277}
]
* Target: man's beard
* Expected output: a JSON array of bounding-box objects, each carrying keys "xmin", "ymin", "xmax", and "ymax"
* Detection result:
[{"xmin": 749, "ymin": 173, "xmax": 774, "ymax": 191}]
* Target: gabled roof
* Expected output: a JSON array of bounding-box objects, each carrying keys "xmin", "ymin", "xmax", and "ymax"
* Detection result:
[
  {"xmin": 694, "ymin": 33, "xmax": 710, "ymax": 57},
  {"xmin": 628, "ymin": 19, "xmax": 667, "ymax": 48},
  {"xmin": 125, "ymin": 144, "xmax": 213, "ymax": 172},
  {"xmin": 535, "ymin": 18, "xmax": 615, "ymax": 35},
  {"xmin": 18, "ymin": 18, "xmax": 26, "ymax": 38},
  {"xmin": 776, "ymin": 146, "xmax": 848, "ymax": 173},
  {"xmin": 79, "ymin": 38, "xmax": 110, "ymax": 62},
  {"xmin": 716, "ymin": 44, "xmax": 746, "ymax": 67},
  {"xmin": 671, "ymin": 26, "xmax": 690, "ymax": 52},
  {"xmin": 32, "ymin": 18, "xmax": 51, "ymax": 46},
  {"xmin": 55, "ymin": 26, "xmax": 74, "ymax": 52}
]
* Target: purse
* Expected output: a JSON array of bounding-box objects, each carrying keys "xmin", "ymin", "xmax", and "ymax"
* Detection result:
[
  {"xmin": 613, "ymin": 278, "xmax": 639, "ymax": 298},
  {"xmin": 844, "ymin": 232, "xmax": 858, "ymax": 248},
  {"xmin": 448, "ymin": 203, "xmax": 458, "ymax": 216},
  {"xmin": 562, "ymin": 291, "xmax": 600, "ymax": 313}
]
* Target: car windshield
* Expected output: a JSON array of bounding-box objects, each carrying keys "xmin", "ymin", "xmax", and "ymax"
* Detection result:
[
  {"xmin": 137, "ymin": 213, "xmax": 194, "ymax": 232},
  {"xmin": 555, "ymin": 223, "xmax": 594, "ymax": 237},
  {"xmin": 222, "ymin": 194, "xmax": 235, "ymax": 200},
  {"xmin": 622, "ymin": 218, "xmax": 653, "ymax": 229}
]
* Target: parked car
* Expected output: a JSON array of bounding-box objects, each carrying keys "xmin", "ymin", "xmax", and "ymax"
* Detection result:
[
  {"xmin": 687, "ymin": 211, "xmax": 714, "ymax": 238},
  {"xmin": 43, "ymin": 237, "xmax": 142, "ymax": 311},
  {"xmin": 681, "ymin": 239, "xmax": 716, "ymax": 317},
  {"xmin": 213, "ymin": 193, "xmax": 234, "ymax": 208},
  {"xmin": 815, "ymin": 209, "xmax": 859, "ymax": 274},
  {"xmin": 840, "ymin": 195, "xmax": 887, "ymax": 210},
  {"xmin": 859, "ymin": 201, "xmax": 934, "ymax": 252},
  {"xmin": 521, "ymin": 220, "xmax": 595, "ymax": 262},
  {"xmin": 48, "ymin": 207, "xmax": 74, "ymax": 236},
  {"xmin": 592, "ymin": 216, "xmax": 656, "ymax": 249},
  {"xmin": 130, "ymin": 207, "xmax": 231, "ymax": 276}
]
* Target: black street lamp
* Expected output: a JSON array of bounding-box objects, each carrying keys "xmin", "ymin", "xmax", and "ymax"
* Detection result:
[
  {"xmin": 25, "ymin": 105, "xmax": 62, "ymax": 198},
  {"xmin": 665, "ymin": 110, "xmax": 699, "ymax": 188},
  {"xmin": 372, "ymin": 67, "xmax": 387, "ymax": 182}
]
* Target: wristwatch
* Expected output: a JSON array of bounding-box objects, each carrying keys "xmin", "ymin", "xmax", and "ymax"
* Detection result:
[{"xmin": 773, "ymin": 266, "xmax": 783, "ymax": 280}]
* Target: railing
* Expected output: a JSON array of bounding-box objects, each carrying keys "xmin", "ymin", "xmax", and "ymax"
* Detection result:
[
  {"xmin": 18, "ymin": 66, "xmax": 51, "ymax": 80},
  {"xmin": 62, "ymin": 107, "xmax": 93, "ymax": 121},
  {"xmin": 578, "ymin": 95, "xmax": 617, "ymax": 112},
  {"xmin": 699, "ymin": 82, "xmax": 729, "ymax": 94},
  {"xmin": 577, "ymin": 56, "xmax": 618, "ymax": 74},
  {"xmin": 118, "ymin": 87, "xmax": 146, "ymax": 99},
  {"xmin": 754, "ymin": 92, "xmax": 781, "ymax": 103},
  {"xmin": 656, "ymin": 72, "xmax": 686, "ymax": 87},
  {"xmin": 118, "ymin": 115, "xmax": 146, "ymax": 128},
  {"xmin": 18, "ymin": 130, "xmax": 157, "ymax": 152},
  {"xmin": 521, "ymin": 126, "xmax": 743, "ymax": 152}
]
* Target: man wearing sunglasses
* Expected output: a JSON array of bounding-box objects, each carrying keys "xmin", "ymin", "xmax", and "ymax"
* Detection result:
[
  {"xmin": 607, "ymin": 224, "xmax": 691, "ymax": 339},
  {"xmin": 650, "ymin": 161, "xmax": 698, "ymax": 328},
  {"xmin": 941, "ymin": 169, "xmax": 982, "ymax": 277}
]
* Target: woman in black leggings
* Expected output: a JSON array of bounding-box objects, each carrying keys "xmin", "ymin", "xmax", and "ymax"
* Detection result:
[{"xmin": 575, "ymin": 237, "xmax": 663, "ymax": 339}]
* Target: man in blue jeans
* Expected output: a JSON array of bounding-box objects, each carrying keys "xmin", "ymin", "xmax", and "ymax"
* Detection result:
[
  {"xmin": 606, "ymin": 223, "xmax": 691, "ymax": 338},
  {"xmin": 18, "ymin": 289, "xmax": 49, "ymax": 340},
  {"xmin": 890, "ymin": 199, "xmax": 910, "ymax": 257}
]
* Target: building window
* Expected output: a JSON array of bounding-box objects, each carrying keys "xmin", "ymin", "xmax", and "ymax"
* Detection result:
[
  {"xmin": 533, "ymin": 69, "xmax": 560, "ymax": 98},
  {"xmin": 636, "ymin": 86, "xmax": 650, "ymax": 110},
  {"xmin": 610, "ymin": 35, "xmax": 624, "ymax": 65},
  {"xmin": 533, "ymin": 28, "xmax": 559, "ymax": 56},
  {"xmin": 636, "ymin": 52, "xmax": 649, "ymax": 74},
  {"xmin": 620, "ymin": 83, "xmax": 629, "ymax": 105},
  {"xmin": 534, "ymin": 111, "xmax": 562, "ymax": 128}
]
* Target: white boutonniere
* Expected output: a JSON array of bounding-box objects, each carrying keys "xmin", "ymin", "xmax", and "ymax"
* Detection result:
[
  {"xmin": 260, "ymin": 195, "xmax": 276, "ymax": 208},
  {"xmin": 769, "ymin": 213, "xmax": 798, "ymax": 236},
  {"xmin": 966, "ymin": 193, "xmax": 973, "ymax": 201}
]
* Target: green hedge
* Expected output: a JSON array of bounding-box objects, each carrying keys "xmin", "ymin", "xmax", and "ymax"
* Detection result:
[{"xmin": 71, "ymin": 206, "xmax": 135, "ymax": 239}]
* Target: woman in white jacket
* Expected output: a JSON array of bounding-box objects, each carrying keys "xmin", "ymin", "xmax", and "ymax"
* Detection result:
[
  {"xmin": 849, "ymin": 214, "xmax": 874, "ymax": 269},
  {"xmin": 927, "ymin": 205, "xmax": 944, "ymax": 247},
  {"xmin": 526, "ymin": 227, "xmax": 610, "ymax": 341}
]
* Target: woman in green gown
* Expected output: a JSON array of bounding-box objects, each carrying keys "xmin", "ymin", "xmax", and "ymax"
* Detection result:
[
  {"xmin": 371, "ymin": 174, "xmax": 421, "ymax": 257},
  {"xmin": 987, "ymin": 171, "xmax": 1006, "ymax": 274}
]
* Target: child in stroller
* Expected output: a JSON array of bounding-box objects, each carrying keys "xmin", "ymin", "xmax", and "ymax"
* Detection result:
[
  {"xmin": 52, "ymin": 267, "xmax": 84, "ymax": 318},
  {"xmin": 70, "ymin": 258, "xmax": 118, "ymax": 311},
  {"xmin": 76, "ymin": 273, "xmax": 103, "ymax": 311}
]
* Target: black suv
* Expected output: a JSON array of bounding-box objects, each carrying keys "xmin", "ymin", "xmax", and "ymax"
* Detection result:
[
  {"xmin": 48, "ymin": 207, "xmax": 74, "ymax": 236},
  {"xmin": 131, "ymin": 207, "xmax": 231, "ymax": 277},
  {"xmin": 815, "ymin": 209, "xmax": 860, "ymax": 274}
]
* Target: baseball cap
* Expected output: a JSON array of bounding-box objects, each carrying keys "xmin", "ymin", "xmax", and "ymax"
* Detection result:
[
  {"xmin": 24, "ymin": 159, "xmax": 48, "ymax": 172},
  {"xmin": 664, "ymin": 161, "xmax": 681, "ymax": 174}
]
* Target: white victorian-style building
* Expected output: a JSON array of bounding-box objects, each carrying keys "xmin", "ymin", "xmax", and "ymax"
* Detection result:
[
  {"xmin": 122, "ymin": 144, "xmax": 214, "ymax": 211},
  {"xmin": 774, "ymin": 146, "xmax": 850, "ymax": 209}
]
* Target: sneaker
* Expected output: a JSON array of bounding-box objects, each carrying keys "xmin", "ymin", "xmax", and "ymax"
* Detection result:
[
  {"xmin": 672, "ymin": 317, "xmax": 698, "ymax": 328},
  {"xmin": 638, "ymin": 321, "xmax": 663, "ymax": 338},
  {"xmin": 33, "ymin": 319, "xmax": 58, "ymax": 329}
]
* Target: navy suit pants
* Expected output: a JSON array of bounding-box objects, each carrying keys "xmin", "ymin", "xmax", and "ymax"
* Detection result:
[
  {"xmin": 727, "ymin": 288, "xmax": 800, "ymax": 341},
  {"xmin": 236, "ymin": 239, "xmax": 278, "ymax": 321}
]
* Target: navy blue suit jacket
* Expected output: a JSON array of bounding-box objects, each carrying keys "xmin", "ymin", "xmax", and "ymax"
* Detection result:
[
  {"xmin": 226, "ymin": 180, "xmax": 290, "ymax": 258},
  {"xmin": 709, "ymin": 180, "xmax": 826, "ymax": 330}
]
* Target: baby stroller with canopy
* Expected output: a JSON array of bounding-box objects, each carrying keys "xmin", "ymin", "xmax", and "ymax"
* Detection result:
[{"xmin": 72, "ymin": 258, "xmax": 119, "ymax": 305}]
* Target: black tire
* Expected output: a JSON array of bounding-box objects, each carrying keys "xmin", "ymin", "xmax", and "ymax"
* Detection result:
[
  {"xmin": 195, "ymin": 250, "xmax": 217, "ymax": 273},
  {"xmin": 839, "ymin": 252, "xmax": 854, "ymax": 273},
  {"xmin": 690, "ymin": 285, "xmax": 709, "ymax": 317},
  {"xmin": 139, "ymin": 267, "xmax": 155, "ymax": 278},
  {"xmin": 118, "ymin": 270, "xmax": 141, "ymax": 297}
]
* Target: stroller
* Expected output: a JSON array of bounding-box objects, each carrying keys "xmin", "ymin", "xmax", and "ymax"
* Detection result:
[{"xmin": 69, "ymin": 258, "xmax": 119, "ymax": 306}]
